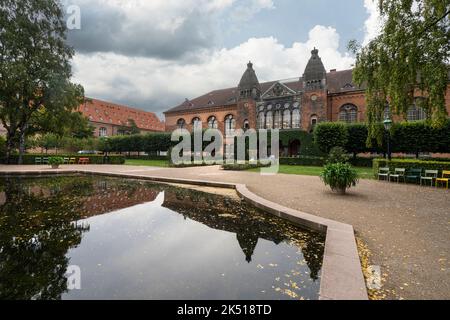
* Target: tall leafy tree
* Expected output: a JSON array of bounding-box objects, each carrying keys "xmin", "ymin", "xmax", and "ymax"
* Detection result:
[
  {"xmin": 350, "ymin": 0, "xmax": 450, "ymax": 146},
  {"xmin": 0, "ymin": 0, "xmax": 84, "ymax": 163}
]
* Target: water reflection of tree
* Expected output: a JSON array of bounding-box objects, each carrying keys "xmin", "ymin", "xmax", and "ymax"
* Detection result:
[
  {"xmin": 161, "ymin": 189, "xmax": 325, "ymax": 279},
  {"xmin": 0, "ymin": 176, "xmax": 161, "ymax": 299},
  {"xmin": 0, "ymin": 178, "xmax": 89, "ymax": 300}
]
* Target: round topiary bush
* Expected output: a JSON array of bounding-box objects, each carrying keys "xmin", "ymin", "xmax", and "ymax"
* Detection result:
[
  {"xmin": 48, "ymin": 156, "xmax": 64, "ymax": 169},
  {"xmin": 320, "ymin": 162, "xmax": 359, "ymax": 194}
]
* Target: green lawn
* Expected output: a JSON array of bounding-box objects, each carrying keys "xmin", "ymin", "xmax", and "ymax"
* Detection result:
[
  {"xmin": 124, "ymin": 159, "xmax": 169, "ymax": 167},
  {"xmin": 124, "ymin": 159, "xmax": 375, "ymax": 179},
  {"xmin": 250, "ymin": 165, "xmax": 374, "ymax": 179}
]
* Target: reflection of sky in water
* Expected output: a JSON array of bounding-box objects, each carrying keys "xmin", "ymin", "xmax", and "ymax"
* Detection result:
[
  {"xmin": 64, "ymin": 191, "xmax": 320, "ymax": 300},
  {"xmin": 0, "ymin": 176, "xmax": 324, "ymax": 300}
]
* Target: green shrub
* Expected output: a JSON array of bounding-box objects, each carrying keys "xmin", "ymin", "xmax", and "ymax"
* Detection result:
[
  {"xmin": 348, "ymin": 157, "xmax": 376, "ymax": 168},
  {"xmin": 279, "ymin": 130, "xmax": 324, "ymax": 156},
  {"xmin": 100, "ymin": 133, "xmax": 173, "ymax": 154},
  {"xmin": 327, "ymin": 147, "xmax": 350, "ymax": 164},
  {"xmin": 314, "ymin": 120, "xmax": 450, "ymax": 157},
  {"xmin": 345, "ymin": 124, "xmax": 370, "ymax": 156},
  {"xmin": 390, "ymin": 120, "xmax": 450, "ymax": 154},
  {"xmin": 373, "ymin": 158, "xmax": 450, "ymax": 178},
  {"xmin": 314, "ymin": 122, "xmax": 348, "ymax": 154},
  {"xmin": 7, "ymin": 154, "xmax": 125, "ymax": 165},
  {"xmin": 126, "ymin": 155, "xmax": 168, "ymax": 161},
  {"xmin": 280, "ymin": 156, "xmax": 325, "ymax": 166},
  {"xmin": 221, "ymin": 162, "xmax": 271, "ymax": 171},
  {"xmin": 48, "ymin": 157, "xmax": 64, "ymax": 166},
  {"xmin": 320, "ymin": 163, "xmax": 359, "ymax": 194}
]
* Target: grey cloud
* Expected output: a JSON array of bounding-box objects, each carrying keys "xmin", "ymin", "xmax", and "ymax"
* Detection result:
[{"xmin": 65, "ymin": 1, "xmax": 217, "ymax": 60}]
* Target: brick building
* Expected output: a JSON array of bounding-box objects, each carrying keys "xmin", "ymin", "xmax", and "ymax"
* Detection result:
[
  {"xmin": 164, "ymin": 48, "xmax": 450, "ymax": 156},
  {"xmin": 78, "ymin": 98, "xmax": 165, "ymax": 137}
]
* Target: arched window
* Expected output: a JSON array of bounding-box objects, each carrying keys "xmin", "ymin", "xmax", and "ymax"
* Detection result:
[
  {"xmin": 207, "ymin": 116, "xmax": 218, "ymax": 129},
  {"xmin": 177, "ymin": 118, "xmax": 186, "ymax": 129},
  {"xmin": 224, "ymin": 114, "xmax": 236, "ymax": 135},
  {"xmin": 265, "ymin": 111, "xmax": 273, "ymax": 129},
  {"xmin": 407, "ymin": 105, "xmax": 426, "ymax": 121},
  {"xmin": 192, "ymin": 117, "xmax": 202, "ymax": 130},
  {"xmin": 283, "ymin": 109, "xmax": 291, "ymax": 129},
  {"xmin": 274, "ymin": 110, "xmax": 281, "ymax": 129},
  {"xmin": 339, "ymin": 104, "xmax": 358, "ymax": 123},
  {"xmin": 292, "ymin": 109, "xmax": 301, "ymax": 129},
  {"xmin": 311, "ymin": 115, "xmax": 318, "ymax": 128},
  {"xmin": 257, "ymin": 112, "xmax": 265, "ymax": 129},
  {"xmin": 99, "ymin": 127, "xmax": 107, "ymax": 137},
  {"xmin": 243, "ymin": 119, "xmax": 250, "ymax": 131}
]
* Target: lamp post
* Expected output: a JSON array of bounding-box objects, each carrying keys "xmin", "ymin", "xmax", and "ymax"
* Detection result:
[{"xmin": 383, "ymin": 118, "xmax": 393, "ymax": 161}]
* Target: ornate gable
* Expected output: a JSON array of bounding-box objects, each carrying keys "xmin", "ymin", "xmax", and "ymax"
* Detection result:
[{"xmin": 262, "ymin": 82, "xmax": 297, "ymax": 100}]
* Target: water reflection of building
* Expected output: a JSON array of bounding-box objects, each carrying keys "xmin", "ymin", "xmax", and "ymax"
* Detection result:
[
  {"xmin": 79, "ymin": 181, "xmax": 159, "ymax": 218},
  {"xmin": 162, "ymin": 190, "xmax": 324, "ymax": 278}
]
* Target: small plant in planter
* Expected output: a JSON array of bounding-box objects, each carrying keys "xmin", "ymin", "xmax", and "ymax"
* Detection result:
[
  {"xmin": 48, "ymin": 157, "xmax": 64, "ymax": 169},
  {"xmin": 320, "ymin": 162, "xmax": 359, "ymax": 194}
]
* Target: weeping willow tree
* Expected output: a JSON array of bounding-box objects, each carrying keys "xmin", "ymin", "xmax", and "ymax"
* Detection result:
[{"xmin": 350, "ymin": 0, "xmax": 450, "ymax": 146}]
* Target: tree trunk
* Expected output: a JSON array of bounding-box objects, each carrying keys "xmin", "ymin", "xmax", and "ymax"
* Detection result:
[
  {"xmin": 18, "ymin": 129, "xmax": 26, "ymax": 165},
  {"xmin": 5, "ymin": 132, "xmax": 15, "ymax": 164}
]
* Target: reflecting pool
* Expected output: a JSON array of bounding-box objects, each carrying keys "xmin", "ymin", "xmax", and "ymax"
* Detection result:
[{"xmin": 0, "ymin": 175, "xmax": 325, "ymax": 300}]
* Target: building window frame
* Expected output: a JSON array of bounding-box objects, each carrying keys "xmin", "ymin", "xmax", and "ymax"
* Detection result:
[
  {"xmin": 99, "ymin": 127, "xmax": 107, "ymax": 137},
  {"xmin": 407, "ymin": 104, "xmax": 426, "ymax": 121},
  {"xmin": 177, "ymin": 118, "xmax": 186, "ymax": 129},
  {"xmin": 207, "ymin": 116, "xmax": 218, "ymax": 129},
  {"xmin": 292, "ymin": 109, "xmax": 301, "ymax": 129},
  {"xmin": 224, "ymin": 114, "xmax": 236, "ymax": 136},
  {"xmin": 339, "ymin": 104, "xmax": 358, "ymax": 123},
  {"xmin": 283, "ymin": 109, "xmax": 291, "ymax": 129},
  {"xmin": 192, "ymin": 117, "xmax": 202, "ymax": 130},
  {"xmin": 265, "ymin": 111, "xmax": 273, "ymax": 129}
]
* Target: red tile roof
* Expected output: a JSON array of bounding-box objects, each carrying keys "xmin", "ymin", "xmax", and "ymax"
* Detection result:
[
  {"xmin": 78, "ymin": 98, "xmax": 165, "ymax": 132},
  {"xmin": 165, "ymin": 69, "xmax": 364, "ymax": 114}
]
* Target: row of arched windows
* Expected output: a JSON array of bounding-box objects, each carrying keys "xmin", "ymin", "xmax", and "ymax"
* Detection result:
[
  {"xmin": 338, "ymin": 103, "xmax": 426, "ymax": 123},
  {"xmin": 258, "ymin": 109, "xmax": 301, "ymax": 129},
  {"xmin": 177, "ymin": 115, "xmax": 238, "ymax": 134}
]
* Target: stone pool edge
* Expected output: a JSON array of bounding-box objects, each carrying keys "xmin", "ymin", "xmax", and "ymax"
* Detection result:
[{"xmin": 0, "ymin": 169, "xmax": 368, "ymax": 300}]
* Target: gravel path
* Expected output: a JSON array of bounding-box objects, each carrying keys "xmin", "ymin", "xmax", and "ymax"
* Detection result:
[{"xmin": 1, "ymin": 164, "xmax": 449, "ymax": 300}]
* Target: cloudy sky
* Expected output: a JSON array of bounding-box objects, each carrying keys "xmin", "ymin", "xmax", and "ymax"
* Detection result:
[{"xmin": 66, "ymin": 0, "xmax": 381, "ymax": 119}]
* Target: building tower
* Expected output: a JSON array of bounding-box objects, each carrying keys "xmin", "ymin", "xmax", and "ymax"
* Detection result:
[
  {"xmin": 301, "ymin": 48, "xmax": 328, "ymax": 131},
  {"xmin": 237, "ymin": 62, "xmax": 261, "ymax": 130}
]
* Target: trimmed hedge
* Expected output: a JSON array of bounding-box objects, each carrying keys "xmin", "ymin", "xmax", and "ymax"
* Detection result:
[
  {"xmin": 279, "ymin": 130, "xmax": 323, "ymax": 156},
  {"xmin": 348, "ymin": 157, "xmax": 376, "ymax": 168},
  {"xmin": 99, "ymin": 133, "xmax": 172, "ymax": 153},
  {"xmin": 314, "ymin": 120, "xmax": 450, "ymax": 156},
  {"xmin": 126, "ymin": 155, "xmax": 168, "ymax": 161},
  {"xmin": 280, "ymin": 156, "xmax": 325, "ymax": 166},
  {"xmin": 313, "ymin": 122, "xmax": 348, "ymax": 154},
  {"xmin": 6, "ymin": 154, "xmax": 125, "ymax": 165},
  {"xmin": 222, "ymin": 162, "xmax": 271, "ymax": 171},
  {"xmin": 373, "ymin": 158, "xmax": 450, "ymax": 177},
  {"xmin": 390, "ymin": 120, "xmax": 450, "ymax": 154},
  {"xmin": 280, "ymin": 156, "xmax": 375, "ymax": 167}
]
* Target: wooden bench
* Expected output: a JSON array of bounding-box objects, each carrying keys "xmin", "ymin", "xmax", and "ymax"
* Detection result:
[{"xmin": 78, "ymin": 157, "xmax": 90, "ymax": 165}]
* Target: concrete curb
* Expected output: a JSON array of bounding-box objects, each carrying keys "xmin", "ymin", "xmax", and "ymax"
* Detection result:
[{"xmin": 0, "ymin": 168, "xmax": 368, "ymax": 300}]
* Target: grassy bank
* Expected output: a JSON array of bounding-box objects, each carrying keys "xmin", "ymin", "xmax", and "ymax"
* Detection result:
[{"xmin": 250, "ymin": 165, "xmax": 374, "ymax": 179}]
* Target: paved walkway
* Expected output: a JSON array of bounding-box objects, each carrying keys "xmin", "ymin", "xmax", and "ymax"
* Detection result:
[{"xmin": 1, "ymin": 164, "xmax": 449, "ymax": 300}]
